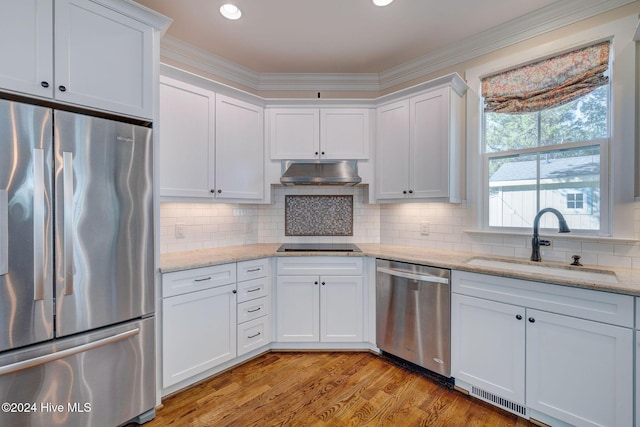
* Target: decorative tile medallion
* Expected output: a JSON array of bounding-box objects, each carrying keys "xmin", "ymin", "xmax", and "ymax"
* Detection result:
[{"xmin": 285, "ymin": 195, "xmax": 353, "ymax": 236}]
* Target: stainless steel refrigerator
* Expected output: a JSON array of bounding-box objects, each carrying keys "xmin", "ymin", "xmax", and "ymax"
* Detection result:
[{"xmin": 0, "ymin": 99, "xmax": 155, "ymax": 426}]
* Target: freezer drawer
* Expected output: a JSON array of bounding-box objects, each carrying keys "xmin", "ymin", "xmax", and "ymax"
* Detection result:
[{"xmin": 0, "ymin": 317, "xmax": 155, "ymax": 427}]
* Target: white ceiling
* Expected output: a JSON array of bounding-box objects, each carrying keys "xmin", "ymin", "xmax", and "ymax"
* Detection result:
[
  {"xmin": 135, "ymin": 0, "xmax": 573, "ymax": 74},
  {"xmin": 135, "ymin": 0, "xmax": 636, "ymax": 90}
]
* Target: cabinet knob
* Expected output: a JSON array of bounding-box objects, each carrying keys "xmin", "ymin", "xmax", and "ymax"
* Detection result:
[
  {"xmin": 321, "ymin": 281, "xmax": 325, "ymax": 286},
  {"xmin": 210, "ymin": 189, "xmax": 215, "ymax": 194},
  {"xmin": 528, "ymin": 317, "xmax": 535, "ymax": 323},
  {"xmin": 314, "ymin": 281, "xmax": 318, "ymax": 285},
  {"xmin": 516, "ymin": 314, "xmax": 523, "ymax": 320},
  {"xmin": 315, "ymin": 151, "xmax": 319, "ymax": 156},
  {"xmin": 321, "ymin": 151, "xmax": 325, "ymax": 156},
  {"xmin": 408, "ymin": 190, "xmax": 414, "ymax": 194},
  {"xmin": 58, "ymin": 85, "xmax": 67, "ymax": 92},
  {"xmin": 40, "ymin": 81, "xmax": 49, "ymax": 88},
  {"xmin": 403, "ymin": 190, "xmax": 407, "ymax": 194},
  {"xmin": 232, "ymin": 289, "xmax": 237, "ymax": 294},
  {"xmin": 217, "ymin": 189, "xmax": 222, "ymax": 194}
]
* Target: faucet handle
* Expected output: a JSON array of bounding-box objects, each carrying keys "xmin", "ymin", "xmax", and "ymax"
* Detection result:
[{"xmin": 571, "ymin": 255, "xmax": 583, "ymax": 266}]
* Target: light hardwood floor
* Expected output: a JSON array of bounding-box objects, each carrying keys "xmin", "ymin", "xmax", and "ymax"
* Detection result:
[{"xmin": 145, "ymin": 352, "xmax": 533, "ymax": 426}]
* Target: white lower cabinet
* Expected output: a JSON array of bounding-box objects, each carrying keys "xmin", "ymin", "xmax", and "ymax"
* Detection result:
[
  {"xmin": 451, "ymin": 294, "xmax": 525, "ymax": 406},
  {"xmin": 162, "ymin": 283, "xmax": 237, "ymax": 388},
  {"xmin": 161, "ymin": 259, "xmax": 274, "ymax": 392},
  {"xmin": 452, "ymin": 271, "xmax": 634, "ymax": 426},
  {"xmin": 526, "ymin": 309, "xmax": 632, "ymax": 426},
  {"xmin": 276, "ymin": 257, "xmax": 364, "ymax": 343}
]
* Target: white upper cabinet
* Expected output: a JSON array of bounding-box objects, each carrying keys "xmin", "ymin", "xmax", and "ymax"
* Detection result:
[
  {"xmin": 159, "ymin": 74, "xmax": 265, "ymax": 202},
  {"xmin": 319, "ymin": 109, "xmax": 370, "ymax": 159},
  {"xmin": 0, "ymin": 0, "xmax": 53, "ymax": 98},
  {"xmin": 215, "ymin": 94, "xmax": 264, "ymax": 200},
  {"xmin": 375, "ymin": 75, "xmax": 466, "ymax": 202},
  {"xmin": 269, "ymin": 109, "xmax": 319, "ymax": 159},
  {"xmin": 269, "ymin": 108, "xmax": 370, "ymax": 160},
  {"xmin": 159, "ymin": 77, "xmax": 215, "ymax": 198},
  {"xmin": 0, "ymin": 0, "xmax": 162, "ymax": 119},
  {"xmin": 376, "ymin": 100, "xmax": 411, "ymax": 199}
]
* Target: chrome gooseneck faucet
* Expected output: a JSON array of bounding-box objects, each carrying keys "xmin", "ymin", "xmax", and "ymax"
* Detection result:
[{"xmin": 531, "ymin": 208, "xmax": 571, "ymax": 262}]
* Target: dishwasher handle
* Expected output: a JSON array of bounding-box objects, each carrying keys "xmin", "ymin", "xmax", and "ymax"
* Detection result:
[{"xmin": 376, "ymin": 266, "xmax": 449, "ymax": 285}]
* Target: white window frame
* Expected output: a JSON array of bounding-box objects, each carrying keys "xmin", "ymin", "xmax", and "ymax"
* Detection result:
[
  {"xmin": 482, "ymin": 139, "xmax": 609, "ymax": 234},
  {"xmin": 465, "ymin": 14, "xmax": 637, "ymax": 239}
]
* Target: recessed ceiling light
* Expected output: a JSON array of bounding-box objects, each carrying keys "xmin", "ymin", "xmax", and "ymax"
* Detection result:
[
  {"xmin": 373, "ymin": 0, "xmax": 394, "ymax": 6},
  {"xmin": 220, "ymin": 3, "xmax": 242, "ymax": 20}
]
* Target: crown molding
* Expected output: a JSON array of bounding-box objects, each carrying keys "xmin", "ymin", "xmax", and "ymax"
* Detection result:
[
  {"xmin": 378, "ymin": 0, "xmax": 637, "ymax": 89},
  {"xmin": 257, "ymin": 73, "xmax": 380, "ymax": 92},
  {"xmin": 159, "ymin": 0, "xmax": 637, "ymax": 92},
  {"xmin": 161, "ymin": 35, "xmax": 262, "ymax": 89},
  {"xmin": 95, "ymin": 0, "xmax": 172, "ymax": 33}
]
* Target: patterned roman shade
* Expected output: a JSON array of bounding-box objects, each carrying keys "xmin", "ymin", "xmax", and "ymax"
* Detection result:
[{"xmin": 482, "ymin": 41, "xmax": 610, "ymax": 114}]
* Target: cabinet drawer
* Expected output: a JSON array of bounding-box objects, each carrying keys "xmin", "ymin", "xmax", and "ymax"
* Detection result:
[
  {"xmin": 277, "ymin": 256, "xmax": 363, "ymax": 276},
  {"xmin": 237, "ymin": 277, "xmax": 270, "ymax": 303},
  {"xmin": 162, "ymin": 263, "xmax": 236, "ymax": 298},
  {"xmin": 237, "ymin": 316, "xmax": 271, "ymax": 356},
  {"xmin": 237, "ymin": 258, "xmax": 270, "ymax": 282},
  {"xmin": 238, "ymin": 297, "xmax": 270, "ymax": 324},
  {"xmin": 452, "ymin": 271, "xmax": 634, "ymax": 327}
]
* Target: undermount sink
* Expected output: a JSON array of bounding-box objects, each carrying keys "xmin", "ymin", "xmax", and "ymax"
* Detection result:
[{"xmin": 464, "ymin": 257, "xmax": 619, "ymax": 284}]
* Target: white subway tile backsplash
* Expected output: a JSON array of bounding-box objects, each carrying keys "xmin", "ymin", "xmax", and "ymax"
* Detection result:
[{"xmin": 160, "ymin": 190, "xmax": 640, "ymax": 270}]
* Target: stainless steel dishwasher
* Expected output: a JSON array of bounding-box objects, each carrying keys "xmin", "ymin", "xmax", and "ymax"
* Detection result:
[{"xmin": 376, "ymin": 259, "xmax": 451, "ymax": 378}]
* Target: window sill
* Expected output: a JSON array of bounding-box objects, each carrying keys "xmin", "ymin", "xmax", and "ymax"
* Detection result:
[{"xmin": 464, "ymin": 229, "xmax": 639, "ymax": 244}]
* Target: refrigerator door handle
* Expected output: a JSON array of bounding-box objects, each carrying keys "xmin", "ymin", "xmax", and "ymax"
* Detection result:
[
  {"xmin": 0, "ymin": 328, "xmax": 140, "ymax": 376},
  {"xmin": 63, "ymin": 151, "xmax": 74, "ymax": 295},
  {"xmin": 0, "ymin": 189, "xmax": 6, "ymax": 276},
  {"xmin": 33, "ymin": 149, "xmax": 45, "ymax": 300}
]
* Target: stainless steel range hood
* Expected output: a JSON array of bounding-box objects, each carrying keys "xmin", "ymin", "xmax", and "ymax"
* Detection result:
[{"xmin": 280, "ymin": 160, "xmax": 362, "ymax": 186}]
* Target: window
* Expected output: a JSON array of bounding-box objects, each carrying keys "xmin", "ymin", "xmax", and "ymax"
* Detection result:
[
  {"xmin": 567, "ymin": 193, "xmax": 584, "ymax": 210},
  {"xmin": 482, "ymin": 41, "xmax": 610, "ymax": 233}
]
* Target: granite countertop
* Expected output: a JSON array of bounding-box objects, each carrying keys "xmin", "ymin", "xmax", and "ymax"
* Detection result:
[{"xmin": 160, "ymin": 243, "xmax": 640, "ymax": 297}]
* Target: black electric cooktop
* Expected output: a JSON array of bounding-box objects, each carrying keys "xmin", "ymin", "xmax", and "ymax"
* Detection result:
[{"xmin": 276, "ymin": 243, "xmax": 362, "ymax": 253}]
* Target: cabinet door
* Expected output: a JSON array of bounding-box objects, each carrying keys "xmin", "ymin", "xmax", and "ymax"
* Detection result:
[
  {"xmin": 376, "ymin": 100, "xmax": 410, "ymax": 199},
  {"xmin": 269, "ymin": 109, "xmax": 319, "ymax": 159},
  {"xmin": 320, "ymin": 276, "xmax": 363, "ymax": 342},
  {"xmin": 410, "ymin": 88, "xmax": 450, "ymax": 199},
  {"xmin": 0, "ymin": 0, "xmax": 53, "ymax": 98},
  {"xmin": 54, "ymin": 0, "xmax": 153, "ymax": 118},
  {"xmin": 320, "ymin": 109, "xmax": 370, "ymax": 159},
  {"xmin": 276, "ymin": 276, "xmax": 319, "ymax": 342},
  {"xmin": 159, "ymin": 77, "xmax": 215, "ymax": 198},
  {"xmin": 215, "ymin": 95, "xmax": 264, "ymax": 200},
  {"xmin": 162, "ymin": 284, "xmax": 237, "ymax": 388},
  {"xmin": 526, "ymin": 309, "xmax": 633, "ymax": 427},
  {"xmin": 451, "ymin": 294, "xmax": 525, "ymax": 405}
]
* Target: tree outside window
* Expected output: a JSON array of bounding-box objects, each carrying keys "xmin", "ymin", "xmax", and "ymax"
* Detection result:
[{"xmin": 482, "ymin": 42, "xmax": 609, "ymax": 232}]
